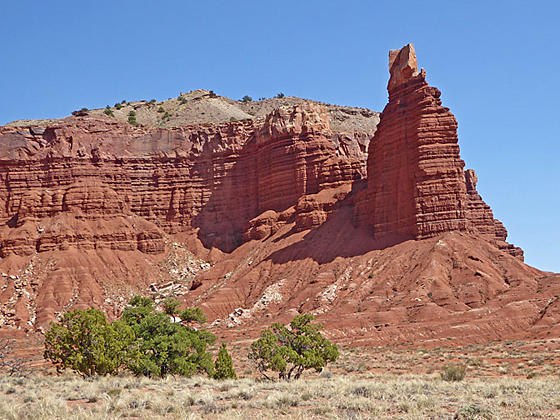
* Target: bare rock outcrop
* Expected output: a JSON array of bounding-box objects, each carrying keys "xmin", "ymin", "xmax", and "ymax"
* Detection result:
[
  {"xmin": 0, "ymin": 47, "xmax": 543, "ymax": 346},
  {"xmin": 362, "ymin": 43, "xmax": 521, "ymax": 257}
]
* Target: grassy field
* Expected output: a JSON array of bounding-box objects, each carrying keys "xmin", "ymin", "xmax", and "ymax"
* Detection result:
[
  {"xmin": 1, "ymin": 372, "xmax": 559, "ymax": 419},
  {"xmin": 1, "ymin": 340, "xmax": 560, "ymax": 419}
]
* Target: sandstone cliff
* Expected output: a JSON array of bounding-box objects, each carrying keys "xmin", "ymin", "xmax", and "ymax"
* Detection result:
[
  {"xmin": 0, "ymin": 46, "xmax": 553, "ymax": 348},
  {"xmin": 361, "ymin": 44, "xmax": 522, "ymax": 257}
]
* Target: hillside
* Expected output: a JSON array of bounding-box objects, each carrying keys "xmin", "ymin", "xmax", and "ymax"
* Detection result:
[
  {"xmin": 6, "ymin": 90, "xmax": 380, "ymax": 135},
  {"xmin": 0, "ymin": 44, "xmax": 557, "ymax": 350}
]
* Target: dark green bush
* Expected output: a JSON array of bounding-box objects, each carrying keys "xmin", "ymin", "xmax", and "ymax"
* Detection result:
[
  {"xmin": 44, "ymin": 308, "xmax": 136, "ymax": 377},
  {"xmin": 241, "ymin": 95, "xmax": 252, "ymax": 102},
  {"xmin": 121, "ymin": 296, "xmax": 215, "ymax": 378},
  {"xmin": 127, "ymin": 110, "xmax": 137, "ymax": 125},
  {"xmin": 275, "ymin": 92, "xmax": 285, "ymax": 98},
  {"xmin": 213, "ymin": 343, "xmax": 237, "ymax": 380},
  {"xmin": 248, "ymin": 314, "xmax": 338, "ymax": 380}
]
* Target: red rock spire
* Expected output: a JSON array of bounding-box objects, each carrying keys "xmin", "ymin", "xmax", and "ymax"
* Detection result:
[{"xmin": 365, "ymin": 44, "xmax": 522, "ymax": 258}]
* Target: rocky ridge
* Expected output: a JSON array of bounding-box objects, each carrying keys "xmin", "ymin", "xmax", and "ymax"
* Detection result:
[{"xmin": 0, "ymin": 44, "xmax": 555, "ymax": 348}]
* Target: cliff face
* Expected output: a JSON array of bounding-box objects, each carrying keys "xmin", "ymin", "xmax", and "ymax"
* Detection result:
[
  {"xmin": 0, "ymin": 103, "xmax": 365, "ymax": 257},
  {"xmin": 0, "ymin": 103, "xmax": 369, "ymax": 329},
  {"xmin": 0, "ymin": 46, "xmax": 543, "ymax": 345},
  {"xmin": 362, "ymin": 44, "xmax": 521, "ymax": 257}
]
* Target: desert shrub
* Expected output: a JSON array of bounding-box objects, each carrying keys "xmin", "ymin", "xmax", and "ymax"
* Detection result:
[
  {"xmin": 157, "ymin": 106, "xmax": 165, "ymax": 113},
  {"xmin": 441, "ymin": 364, "xmax": 467, "ymax": 381},
  {"xmin": 121, "ymin": 296, "xmax": 215, "ymax": 378},
  {"xmin": 213, "ymin": 343, "xmax": 237, "ymax": 380},
  {"xmin": 248, "ymin": 313, "xmax": 338, "ymax": 380},
  {"xmin": 275, "ymin": 92, "xmax": 285, "ymax": 98},
  {"xmin": 241, "ymin": 95, "xmax": 252, "ymax": 102},
  {"xmin": 104, "ymin": 106, "xmax": 114, "ymax": 117},
  {"xmin": 115, "ymin": 103, "xmax": 122, "ymax": 110},
  {"xmin": 128, "ymin": 110, "xmax": 137, "ymax": 125},
  {"xmin": 149, "ymin": 99, "xmax": 156, "ymax": 104},
  {"xmin": 44, "ymin": 308, "xmax": 136, "ymax": 377},
  {"xmin": 454, "ymin": 404, "xmax": 494, "ymax": 419}
]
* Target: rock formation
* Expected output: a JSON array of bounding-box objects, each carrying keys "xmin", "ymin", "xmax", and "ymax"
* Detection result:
[
  {"xmin": 0, "ymin": 46, "xmax": 552, "ymax": 349},
  {"xmin": 363, "ymin": 43, "xmax": 521, "ymax": 257},
  {"xmin": 0, "ymin": 102, "xmax": 369, "ymax": 329}
]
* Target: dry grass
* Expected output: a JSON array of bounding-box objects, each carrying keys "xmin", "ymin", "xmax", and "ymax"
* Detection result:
[
  {"xmin": 2, "ymin": 339, "xmax": 559, "ymax": 418},
  {"xmin": 1, "ymin": 372, "xmax": 559, "ymax": 419}
]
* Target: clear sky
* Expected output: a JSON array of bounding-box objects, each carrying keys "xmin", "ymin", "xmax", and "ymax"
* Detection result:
[{"xmin": 1, "ymin": 1, "xmax": 558, "ymax": 272}]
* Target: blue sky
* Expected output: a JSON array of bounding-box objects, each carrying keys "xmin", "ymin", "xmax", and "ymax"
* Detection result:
[{"xmin": 1, "ymin": 1, "xmax": 558, "ymax": 271}]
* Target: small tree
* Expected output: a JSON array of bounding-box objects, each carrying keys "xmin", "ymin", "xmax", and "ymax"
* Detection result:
[
  {"xmin": 162, "ymin": 297, "xmax": 181, "ymax": 321},
  {"xmin": 248, "ymin": 314, "xmax": 338, "ymax": 380},
  {"xmin": 44, "ymin": 308, "xmax": 136, "ymax": 377},
  {"xmin": 121, "ymin": 296, "xmax": 215, "ymax": 378},
  {"xmin": 213, "ymin": 343, "xmax": 237, "ymax": 380},
  {"xmin": 128, "ymin": 110, "xmax": 137, "ymax": 126},
  {"xmin": 180, "ymin": 307, "xmax": 206, "ymax": 323}
]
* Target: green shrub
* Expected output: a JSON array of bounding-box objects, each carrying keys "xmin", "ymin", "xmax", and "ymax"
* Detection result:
[
  {"xmin": 121, "ymin": 296, "xmax": 215, "ymax": 378},
  {"xmin": 275, "ymin": 92, "xmax": 285, "ymax": 98},
  {"xmin": 127, "ymin": 110, "xmax": 137, "ymax": 125},
  {"xmin": 104, "ymin": 107, "xmax": 114, "ymax": 117},
  {"xmin": 454, "ymin": 404, "xmax": 494, "ymax": 419},
  {"xmin": 157, "ymin": 106, "xmax": 165, "ymax": 113},
  {"xmin": 241, "ymin": 95, "xmax": 252, "ymax": 102},
  {"xmin": 248, "ymin": 314, "xmax": 338, "ymax": 380},
  {"xmin": 44, "ymin": 308, "xmax": 136, "ymax": 377},
  {"xmin": 213, "ymin": 343, "xmax": 237, "ymax": 380},
  {"xmin": 441, "ymin": 364, "xmax": 467, "ymax": 381},
  {"xmin": 115, "ymin": 103, "xmax": 122, "ymax": 110}
]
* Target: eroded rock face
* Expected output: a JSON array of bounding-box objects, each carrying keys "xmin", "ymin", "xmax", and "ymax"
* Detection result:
[
  {"xmin": 0, "ymin": 47, "xmax": 536, "ymax": 344},
  {"xmin": 363, "ymin": 43, "xmax": 521, "ymax": 257},
  {"xmin": 0, "ymin": 104, "xmax": 369, "ymax": 329}
]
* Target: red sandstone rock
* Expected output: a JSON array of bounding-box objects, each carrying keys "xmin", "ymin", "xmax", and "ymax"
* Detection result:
[
  {"xmin": 363, "ymin": 43, "xmax": 521, "ymax": 258},
  {"xmin": 0, "ymin": 105, "xmax": 366, "ymax": 328},
  {"xmin": 0, "ymin": 47, "xmax": 551, "ymax": 349}
]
